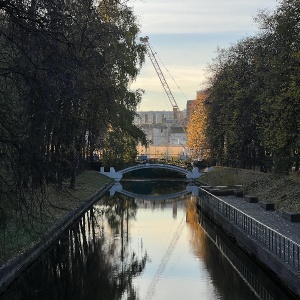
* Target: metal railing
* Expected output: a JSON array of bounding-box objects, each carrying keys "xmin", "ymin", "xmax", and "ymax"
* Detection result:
[{"xmin": 198, "ymin": 188, "xmax": 300, "ymax": 272}]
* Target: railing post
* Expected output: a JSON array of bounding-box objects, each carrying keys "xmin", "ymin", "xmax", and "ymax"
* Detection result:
[{"xmin": 296, "ymin": 244, "xmax": 299, "ymax": 271}]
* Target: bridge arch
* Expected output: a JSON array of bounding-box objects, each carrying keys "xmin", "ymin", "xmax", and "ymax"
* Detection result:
[
  {"xmin": 120, "ymin": 163, "xmax": 189, "ymax": 176},
  {"xmin": 100, "ymin": 163, "xmax": 203, "ymax": 181}
]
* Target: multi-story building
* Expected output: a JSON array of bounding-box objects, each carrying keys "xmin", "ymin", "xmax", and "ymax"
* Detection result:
[
  {"xmin": 134, "ymin": 110, "xmax": 187, "ymax": 146},
  {"xmin": 186, "ymin": 100, "xmax": 196, "ymax": 123},
  {"xmin": 135, "ymin": 95, "xmax": 206, "ymax": 159},
  {"xmin": 134, "ymin": 111, "xmax": 177, "ymax": 126},
  {"xmin": 135, "ymin": 107, "xmax": 190, "ymax": 159}
]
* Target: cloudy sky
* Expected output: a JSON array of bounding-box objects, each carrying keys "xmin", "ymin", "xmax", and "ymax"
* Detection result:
[{"xmin": 129, "ymin": 0, "xmax": 279, "ymax": 111}]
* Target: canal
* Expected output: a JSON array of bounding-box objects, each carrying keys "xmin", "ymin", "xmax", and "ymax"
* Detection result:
[{"xmin": 1, "ymin": 181, "xmax": 294, "ymax": 299}]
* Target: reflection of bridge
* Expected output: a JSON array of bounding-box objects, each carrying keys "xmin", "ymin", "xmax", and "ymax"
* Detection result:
[
  {"xmin": 100, "ymin": 163, "xmax": 203, "ymax": 181},
  {"xmin": 109, "ymin": 182, "xmax": 199, "ymax": 200}
]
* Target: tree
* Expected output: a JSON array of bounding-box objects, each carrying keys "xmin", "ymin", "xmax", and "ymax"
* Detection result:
[
  {"xmin": 256, "ymin": 0, "xmax": 300, "ymax": 172},
  {"xmin": 187, "ymin": 90, "xmax": 210, "ymax": 160},
  {"xmin": 204, "ymin": 0, "xmax": 300, "ymax": 173},
  {"xmin": 0, "ymin": 0, "xmax": 147, "ymax": 233}
]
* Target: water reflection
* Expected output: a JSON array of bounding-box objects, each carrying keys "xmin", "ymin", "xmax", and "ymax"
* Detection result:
[
  {"xmin": 2, "ymin": 201, "xmax": 147, "ymax": 300},
  {"xmin": 121, "ymin": 180, "xmax": 187, "ymax": 195},
  {"xmin": 129, "ymin": 194, "xmax": 257, "ymax": 300},
  {"xmin": 186, "ymin": 202, "xmax": 260, "ymax": 299},
  {"xmin": 1, "ymin": 181, "xmax": 295, "ymax": 300},
  {"xmin": 196, "ymin": 208, "xmax": 296, "ymax": 300}
]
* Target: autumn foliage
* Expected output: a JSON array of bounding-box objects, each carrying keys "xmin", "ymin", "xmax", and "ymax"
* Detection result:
[{"xmin": 187, "ymin": 91, "xmax": 210, "ymax": 160}]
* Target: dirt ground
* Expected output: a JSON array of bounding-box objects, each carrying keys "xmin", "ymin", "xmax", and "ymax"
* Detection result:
[{"xmin": 198, "ymin": 167, "xmax": 300, "ymax": 213}]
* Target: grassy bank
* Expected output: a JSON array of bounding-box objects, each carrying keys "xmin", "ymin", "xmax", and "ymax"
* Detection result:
[
  {"xmin": 0, "ymin": 171, "xmax": 112, "ymax": 267},
  {"xmin": 199, "ymin": 167, "xmax": 300, "ymax": 213}
]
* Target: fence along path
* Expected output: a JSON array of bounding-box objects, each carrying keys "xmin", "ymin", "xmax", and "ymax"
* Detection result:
[{"xmin": 198, "ymin": 188, "xmax": 300, "ymax": 273}]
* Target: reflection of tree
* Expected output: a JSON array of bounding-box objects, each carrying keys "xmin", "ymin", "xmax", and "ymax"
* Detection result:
[
  {"xmin": 3, "ymin": 205, "xmax": 147, "ymax": 300},
  {"xmin": 102, "ymin": 193, "xmax": 137, "ymax": 238},
  {"xmin": 185, "ymin": 197, "xmax": 208, "ymax": 259},
  {"xmin": 122, "ymin": 181, "xmax": 187, "ymax": 196},
  {"xmin": 100, "ymin": 194, "xmax": 148, "ymax": 298},
  {"xmin": 187, "ymin": 201, "xmax": 268, "ymax": 300}
]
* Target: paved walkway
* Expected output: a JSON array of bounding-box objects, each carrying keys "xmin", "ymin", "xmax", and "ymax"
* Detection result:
[{"xmin": 218, "ymin": 194, "xmax": 300, "ymax": 245}]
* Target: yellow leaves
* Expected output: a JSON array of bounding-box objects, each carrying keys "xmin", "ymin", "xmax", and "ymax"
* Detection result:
[
  {"xmin": 98, "ymin": 0, "xmax": 118, "ymax": 23},
  {"xmin": 187, "ymin": 91, "xmax": 210, "ymax": 159}
]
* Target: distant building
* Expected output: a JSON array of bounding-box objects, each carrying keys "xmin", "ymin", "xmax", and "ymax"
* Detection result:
[
  {"xmin": 169, "ymin": 126, "xmax": 186, "ymax": 146},
  {"xmin": 134, "ymin": 111, "xmax": 181, "ymax": 126},
  {"xmin": 134, "ymin": 110, "xmax": 187, "ymax": 147},
  {"xmin": 186, "ymin": 100, "xmax": 196, "ymax": 123},
  {"xmin": 152, "ymin": 126, "xmax": 168, "ymax": 145},
  {"xmin": 186, "ymin": 91, "xmax": 208, "ymax": 123}
]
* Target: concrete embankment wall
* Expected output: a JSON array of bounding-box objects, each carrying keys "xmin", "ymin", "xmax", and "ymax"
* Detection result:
[
  {"xmin": 196, "ymin": 195, "xmax": 300, "ymax": 298},
  {"xmin": 0, "ymin": 182, "xmax": 113, "ymax": 295}
]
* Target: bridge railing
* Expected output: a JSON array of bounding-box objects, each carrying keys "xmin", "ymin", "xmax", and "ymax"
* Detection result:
[
  {"xmin": 198, "ymin": 188, "xmax": 300, "ymax": 273},
  {"xmin": 119, "ymin": 163, "xmax": 189, "ymax": 175}
]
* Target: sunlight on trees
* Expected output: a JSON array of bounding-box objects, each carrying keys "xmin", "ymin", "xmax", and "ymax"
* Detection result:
[{"xmin": 187, "ymin": 91, "xmax": 210, "ymax": 160}]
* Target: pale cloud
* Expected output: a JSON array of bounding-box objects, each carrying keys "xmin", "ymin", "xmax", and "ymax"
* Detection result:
[
  {"xmin": 132, "ymin": 62, "xmax": 207, "ymax": 110},
  {"xmin": 130, "ymin": 0, "xmax": 279, "ymax": 111},
  {"xmin": 133, "ymin": 0, "xmax": 278, "ymax": 34}
]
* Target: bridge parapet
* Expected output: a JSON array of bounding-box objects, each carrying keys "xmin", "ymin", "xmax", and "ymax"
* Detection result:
[
  {"xmin": 100, "ymin": 167, "xmax": 122, "ymax": 181},
  {"xmin": 119, "ymin": 163, "xmax": 189, "ymax": 174},
  {"xmin": 186, "ymin": 167, "xmax": 203, "ymax": 180}
]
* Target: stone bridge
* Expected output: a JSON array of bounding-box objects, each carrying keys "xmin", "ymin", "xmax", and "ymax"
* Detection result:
[{"xmin": 100, "ymin": 163, "xmax": 203, "ymax": 181}]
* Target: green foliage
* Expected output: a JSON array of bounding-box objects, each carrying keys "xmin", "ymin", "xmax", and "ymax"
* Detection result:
[
  {"xmin": 0, "ymin": 0, "xmax": 146, "ymax": 242},
  {"xmin": 204, "ymin": 0, "xmax": 300, "ymax": 173}
]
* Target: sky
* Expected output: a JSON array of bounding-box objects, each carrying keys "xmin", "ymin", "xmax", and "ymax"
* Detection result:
[{"xmin": 129, "ymin": 0, "xmax": 280, "ymax": 112}]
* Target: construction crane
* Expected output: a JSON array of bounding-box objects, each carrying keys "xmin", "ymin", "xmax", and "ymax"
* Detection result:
[{"xmin": 139, "ymin": 36, "xmax": 187, "ymax": 133}]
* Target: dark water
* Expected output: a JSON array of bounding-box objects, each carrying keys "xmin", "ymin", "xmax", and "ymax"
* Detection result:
[{"xmin": 1, "ymin": 181, "xmax": 294, "ymax": 300}]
